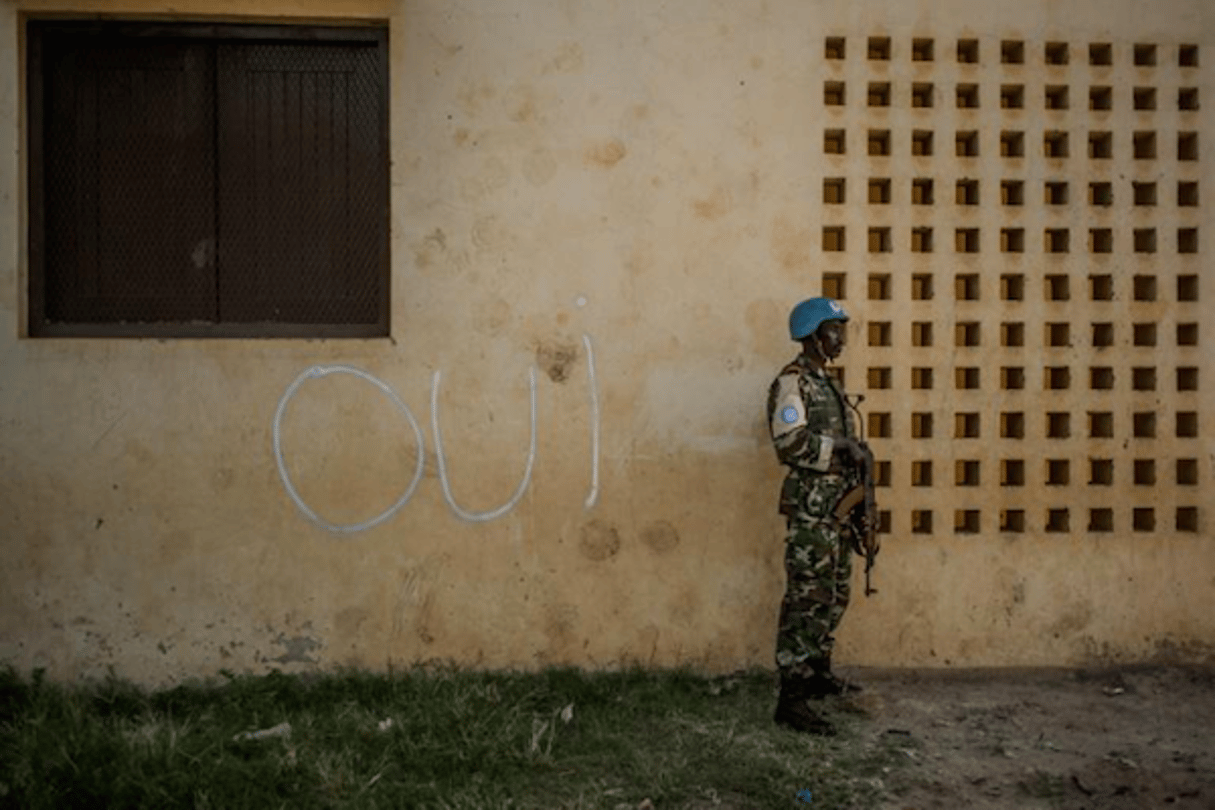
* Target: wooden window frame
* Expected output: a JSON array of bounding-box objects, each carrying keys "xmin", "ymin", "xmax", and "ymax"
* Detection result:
[{"xmin": 26, "ymin": 19, "xmax": 390, "ymax": 338}]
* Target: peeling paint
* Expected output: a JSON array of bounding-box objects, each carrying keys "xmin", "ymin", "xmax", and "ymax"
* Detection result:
[
  {"xmin": 270, "ymin": 634, "xmax": 322, "ymax": 665},
  {"xmin": 579, "ymin": 520, "xmax": 621, "ymax": 561},
  {"xmin": 535, "ymin": 340, "xmax": 579, "ymax": 383},
  {"xmin": 584, "ymin": 139, "xmax": 626, "ymax": 169},
  {"xmin": 640, "ymin": 520, "xmax": 681, "ymax": 553}
]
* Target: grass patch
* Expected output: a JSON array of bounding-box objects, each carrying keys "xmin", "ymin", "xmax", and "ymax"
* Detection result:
[{"xmin": 0, "ymin": 665, "xmax": 903, "ymax": 809}]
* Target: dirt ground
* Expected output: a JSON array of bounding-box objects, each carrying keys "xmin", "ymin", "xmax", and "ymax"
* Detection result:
[{"xmin": 848, "ymin": 665, "xmax": 1215, "ymax": 810}]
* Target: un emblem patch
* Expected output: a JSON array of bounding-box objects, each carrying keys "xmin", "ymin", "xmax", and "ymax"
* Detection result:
[{"xmin": 781, "ymin": 406, "xmax": 799, "ymax": 424}]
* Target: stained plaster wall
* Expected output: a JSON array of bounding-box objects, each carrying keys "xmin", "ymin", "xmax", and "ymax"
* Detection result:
[{"xmin": 0, "ymin": 0, "xmax": 1212, "ymax": 685}]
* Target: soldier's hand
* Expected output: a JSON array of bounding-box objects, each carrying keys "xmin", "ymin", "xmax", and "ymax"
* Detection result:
[{"xmin": 833, "ymin": 437, "xmax": 868, "ymax": 467}]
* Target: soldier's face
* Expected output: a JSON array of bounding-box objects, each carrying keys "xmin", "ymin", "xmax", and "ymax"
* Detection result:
[{"xmin": 818, "ymin": 320, "xmax": 846, "ymax": 360}]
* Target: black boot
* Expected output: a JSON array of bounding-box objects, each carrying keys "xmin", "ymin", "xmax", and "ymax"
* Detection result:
[
  {"xmin": 773, "ymin": 675, "xmax": 836, "ymax": 735},
  {"xmin": 803, "ymin": 656, "xmax": 862, "ymax": 698}
]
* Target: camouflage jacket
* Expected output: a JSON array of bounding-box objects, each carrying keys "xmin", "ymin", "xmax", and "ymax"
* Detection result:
[{"xmin": 767, "ymin": 354, "xmax": 858, "ymax": 520}]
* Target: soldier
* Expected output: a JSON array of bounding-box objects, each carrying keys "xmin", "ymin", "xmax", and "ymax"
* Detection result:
[{"xmin": 767, "ymin": 296, "xmax": 869, "ymax": 734}]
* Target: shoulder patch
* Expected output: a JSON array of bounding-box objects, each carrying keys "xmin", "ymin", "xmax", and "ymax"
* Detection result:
[{"xmin": 770, "ymin": 374, "xmax": 806, "ymax": 438}]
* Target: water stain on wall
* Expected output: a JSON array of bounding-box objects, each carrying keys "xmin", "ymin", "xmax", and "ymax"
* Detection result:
[
  {"xmin": 334, "ymin": 606, "xmax": 369, "ymax": 641},
  {"xmin": 393, "ymin": 560, "xmax": 443, "ymax": 647},
  {"xmin": 461, "ymin": 157, "xmax": 511, "ymax": 202},
  {"xmin": 1153, "ymin": 637, "xmax": 1215, "ymax": 665},
  {"xmin": 769, "ymin": 215, "xmax": 813, "ymax": 277},
  {"xmin": 632, "ymin": 623, "xmax": 660, "ymax": 665},
  {"xmin": 640, "ymin": 519, "xmax": 680, "ymax": 553},
  {"xmin": 471, "ymin": 213, "xmax": 511, "ymax": 249},
  {"xmin": 535, "ymin": 340, "xmax": 579, "ymax": 383},
  {"xmin": 744, "ymin": 298, "xmax": 785, "ymax": 357},
  {"xmin": 668, "ymin": 583, "xmax": 699, "ymax": 626},
  {"xmin": 995, "ymin": 565, "xmax": 1027, "ymax": 625},
  {"xmin": 474, "ymin": 296, "xmax": 515, "ymax": 336},
  {"xmin": 522, "ymin": 148, "xmax": 558, "ymax": 185},
  {"xmin": 692, "ymin": 186, "xmax": 732, "ymax": 220},
  {"xmin": 456, "ymin": 80, "xmax": 497, "ymax": 117},
  {"xmin": 154, "ymin": 530, "xmax": 195, "ymax": 570},
  {"xmin": 509, "ymin": 85, "xmax": 540, "ymax": 123},
  {"xmin": 543, "ymin": 601, "xmax": 580, "ymax": 655},
  {"xmin": 584, "ymin": 139, "xmax": 627, "ymax": 169},
  {"xmin": 542, "ymin": 42, "xmax": 584, "ymax": 74},
  {"xmin": 579, "ymin": 519, "xmax": 621, "ymax": 561},
  {"xmin": 625, "ymin": 241, "xmax": 654, "ymax": 277},
  {"xmin": 415, "ymin": 592, "xmax": 438, "ymax": 645},
  {"xmin": 413, "ymin": 227, "xmax": 448, "ymax": 269},
  {"xmin": 1048, "ymin": 600, "xmax": 1094, "ymax": 639}
]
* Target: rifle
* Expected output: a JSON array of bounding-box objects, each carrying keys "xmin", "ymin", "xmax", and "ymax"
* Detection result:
[{"xmin": 834, "ymin": 394, "xmax": 880, "ymax": 596}]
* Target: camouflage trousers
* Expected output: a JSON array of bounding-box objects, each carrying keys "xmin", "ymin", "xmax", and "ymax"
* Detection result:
[{"xmin": 775, "ymin": 515, "xmax": 852, "ymax": 678}]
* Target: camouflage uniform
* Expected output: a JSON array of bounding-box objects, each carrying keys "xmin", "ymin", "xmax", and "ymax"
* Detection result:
[{"xmin": 767, "ymin": 354, "xmax": 858, "ymax": 679}]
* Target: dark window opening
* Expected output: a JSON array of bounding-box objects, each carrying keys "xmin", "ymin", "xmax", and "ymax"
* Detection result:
[{"xmin": 28, "ymin": 20, "xmax": 390, "ymax": 337}]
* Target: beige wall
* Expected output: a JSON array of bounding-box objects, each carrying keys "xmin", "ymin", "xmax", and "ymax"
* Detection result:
[{"xmin": 1, "ymin": 0, "xmax": 1212, "ymax": 684}]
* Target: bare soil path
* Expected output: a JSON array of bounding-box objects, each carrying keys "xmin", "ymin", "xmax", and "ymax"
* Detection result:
[{"xmin": 847, "ymin": 665, "xmax": 1215, "ymax": 809}]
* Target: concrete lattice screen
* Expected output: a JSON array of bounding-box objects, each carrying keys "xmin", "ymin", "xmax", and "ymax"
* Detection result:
[{"xmin": 819, "ymin": 36, "xmax": 1203, "ymax": 540}]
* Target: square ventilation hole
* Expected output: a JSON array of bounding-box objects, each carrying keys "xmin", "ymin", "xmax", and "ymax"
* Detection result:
[
  {"xmin": 1089, "ymin": 181, "xmax": 1113, "ymax": 206},
  {"xmin": 1001, "ymin": 459, "xmax": 1025, "ymax": 486},
  {"xmin": 867, "ymin": 367, "xmax": 892, "ymax": 389},
  {"xmin": 822, "ymin": 226, "xmax": 846, "ymax": 251},
  {"xmin": 1134, "ymin": 43, "xmax": 1156, "ymax": 66},
  {"xmin": 868, "ymin": 273, "xmax": 891, "ymax": 300},
  {"xmin": 955, "ymin": 460, "xmax": 981, "ymax": 486},
  {"xmin": 1000, "ymin": 411, "xmax": 1025, "ymax": 437},
  {"xmin": 868, "ymin": 82, "xmax": 891, "ymax": 107},
  {"xmin": 821, "ymin": 272, "xmax": 846, "ymax": 299},
  {"xmin": 1002, "ymin": 180, "xmax": 1025, "ymax": 205},
  {"xmin": 1132, "ymin": 323, "xmax": 1156, "ymax": 346},
  {"xmin": 1092, "ymin": 323, "xmax": 1114, "ymax": 347},
  {"xmin": 912, "ymin": 178, "xmax": 934, "ymax": 204},
  {"xmin": 911, "ymin": 227, "xmax": 934, "ymax": 253},
  {"xmin": 1089, "ymin": 509, "xmax": 1114, "ymax": 532},
  {"xmin": 1089, "ymin": 275, "xmax": 1113, "ymax": 300},
  {"xmin": 911, "ymin": 273, "xmax": 934, "ymax": 300},
  {"xmin": 954, "ymin": 510, "xmax": 981, "ymax": 533},
  {"xmin": 823, "ymin": 177, "xmax": 846, "ymax": 203},
  {"xmin": 1090, "ymin": 459, "xmax": 1114, "ymax": 485},
  {"xmin": 1000, "ymin": 510, "xmax": 1025, "ymax": 533},
  {"xmin": 1001, "ymin": 228, "xmax": 1025, "ymax": 253}
]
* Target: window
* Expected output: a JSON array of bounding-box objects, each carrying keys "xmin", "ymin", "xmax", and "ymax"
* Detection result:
[{"xmin": 28, "ymin": 21, "xmax": 390, "ymax": 337}]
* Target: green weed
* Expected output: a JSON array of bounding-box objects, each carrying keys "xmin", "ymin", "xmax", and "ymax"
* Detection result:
[{"xmin": 0, "ymin": 664, "xmax": 902, "ymax": 809}]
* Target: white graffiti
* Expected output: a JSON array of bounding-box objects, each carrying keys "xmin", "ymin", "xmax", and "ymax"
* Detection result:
[
  {"xmin": 272, "ymin": 365, "xmax": 426, "ymax": 534},
  {"xmin": 582, "ymin": 333, "xmax": 601, "ymax": 509},
  {"xmin": 272, "ymin": 334, "xmax": 601, "ymax": 532},
  {"xmin": 431, "ymin": 366, "xmax": 538, "ymax": 522}
]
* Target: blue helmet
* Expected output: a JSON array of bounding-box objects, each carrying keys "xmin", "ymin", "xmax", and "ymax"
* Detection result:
[{"xmin": 788, "ymin": 297, "xmax": 848, "ymax": 341}]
